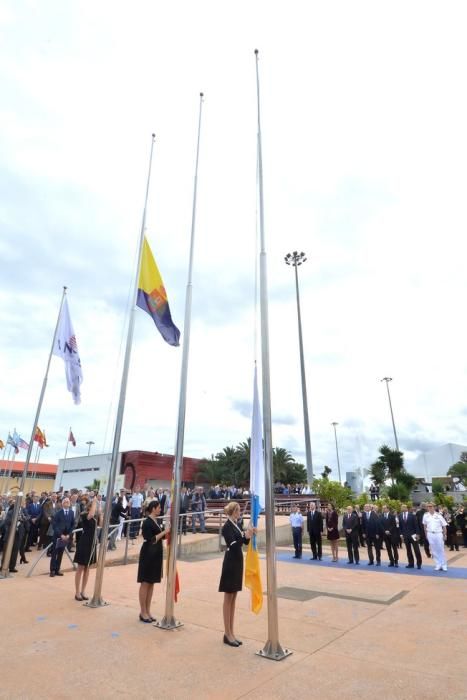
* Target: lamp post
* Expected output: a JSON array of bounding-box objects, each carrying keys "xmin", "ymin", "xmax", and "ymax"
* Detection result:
[
  {"xmin": 331, "ymin": 422, "xmax": 342, "ymax": 483},
  {"xmin": 86, "ymin": 440, "xmax": 95, "ymax": 457},
  {"xmin": 285, "ymin": 251, "xmax": 313, "ymax": 485},
  {"xmin": 380, "ymin": 377, "xmax": 399, "ymax": 451}
]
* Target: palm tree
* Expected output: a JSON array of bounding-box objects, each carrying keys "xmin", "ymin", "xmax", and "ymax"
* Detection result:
[{"xmin": 272, "ymin": 447, "xmax": 295, "ymax": 482}]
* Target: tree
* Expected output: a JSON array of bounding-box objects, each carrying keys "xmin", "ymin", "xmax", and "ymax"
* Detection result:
[
  {"xmin": 196, "ymin": 458, "xmax": 226, "ymax": 485},
  {"xmin": 373, "ymin": 444, "xmax": 404, "ymax": 485},
  {"xmin": 85, "ymin": 478, "xmax": 100, "ymax": 492},
  {"xmin": 447, "ymin": 461, "xmax": 467, "ymax": 487},
  {"xmin": 312, "ymin": 478, "xmax": 353, "ymax": 510},
  {"xmin": 272, "ymin": 447, "xmax": 296, "ymax": 482},
  {"xmin": 369, "ymin": 461, "xmax": 386, "ymax": 487},
  {"xmin": 321, "ymin": 465, "xmax": 332, "ymax": 480}
]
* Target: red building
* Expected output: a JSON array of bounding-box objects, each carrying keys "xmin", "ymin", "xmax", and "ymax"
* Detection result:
[{"xmin": 120, "ymin": 450, "xmax": 201, "ymax": 490}]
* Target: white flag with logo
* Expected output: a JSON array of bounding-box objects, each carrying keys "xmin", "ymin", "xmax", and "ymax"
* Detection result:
[{"xmin": 53, "ymin": 297, "xmax": 83, "ymax": 405}]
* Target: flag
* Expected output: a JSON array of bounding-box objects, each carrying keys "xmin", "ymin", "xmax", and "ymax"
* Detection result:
[
  {"xmin": 34, "ymin": 427, "xmax": 46, "ymax": 448},
  {"xmin": 13, "ymin": 430, "xmax": 29, "ymax": 450},
  {"xmin": 0, "ymin": 440, "xmax": 4, "ymax": 450},
  {"xmin": 68, "ymin": 430, "xmax": 76, "ymax": 447},
  {"xmin": 53, "ymin": 297, "xmax": 83, "ymax": 405},
  {"xmin": 6, "ymin": 433, "xmax": 19, "ymax": 454},
  {"xmin": 42, "ymin": 431, "xmax": 49, "ymax": 447},
  {"xmin": 165, "ymin": 530, "xmax": 180, "ymax": 602},
  {"xmin": 137, "ymin": 236, "xmax": 180, "ymax": 346},
  {"xmin": 244, "ymin": 365, "xmax": 264, "ymax": 614}
]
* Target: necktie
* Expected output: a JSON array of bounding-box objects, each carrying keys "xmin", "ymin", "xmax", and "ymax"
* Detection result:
[{"xmin": 65, "ymin": 510, "xmax": 69, "ymax": 516}]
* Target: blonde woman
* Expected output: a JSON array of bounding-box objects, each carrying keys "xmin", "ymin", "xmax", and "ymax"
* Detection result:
[{"xmin": 219, "ymin": 502, "xmax": 255, "ymax": 647}]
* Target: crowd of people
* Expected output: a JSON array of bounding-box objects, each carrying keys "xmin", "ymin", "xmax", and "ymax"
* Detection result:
[{"xmin": 289, "ymin": 501, "xmax": 467, "ymax": 572}]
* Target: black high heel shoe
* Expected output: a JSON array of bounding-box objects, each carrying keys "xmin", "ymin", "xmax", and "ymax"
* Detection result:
[
  {"xmin": 223, "ymin": 634, "xmax": 239, "ymax": 647},
  {"xmin": 139, "ymin": 614, "xmax": 152, "ymax": 623},
  {"xmin": 20, "ymin": 558, "xmax": 29, "ymax": 564}
]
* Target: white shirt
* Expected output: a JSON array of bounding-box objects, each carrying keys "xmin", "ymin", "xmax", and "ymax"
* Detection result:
[
  {"xmin": 290, "ymin": 512, "xmax": 303, "ymax": 527},
  {"xmin": 422, "ymin": 511, "xmax": 447, "ymax": 534}
]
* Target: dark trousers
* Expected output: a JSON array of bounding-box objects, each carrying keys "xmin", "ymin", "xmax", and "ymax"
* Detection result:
[
  {"xmin": 404, "ymin": 537, "xmax": 422, "ymax": 567},
  {"xmin": 384, "ymin": 536, "xmax": 399, "ymax": 564},
  {"xmin": 419, "ymin": 534, "xmax": 431, "ymax": 558},
  {"xmin": 50, "ymin": 538, "xmax": 66, "ymax": 573},
  {"xmin": 309, "ymin": 532, "xmax": 322, "ymax": 559},
  {"xmin": 1, "ymin": 531, "xmax": 19, "ymax": 571},
  {"xmin": 38, "ymin": 520, "xmax": 50, "ymax": 549},
  {"xmin": 130, "ymin": 508, "xmax": 141, "ymax": 539},
  {"xmin": 28, "ymin": 521, "xmax": 39, "ymax": 546},
  {"xmin": 345, "ymin": 531, "xmax": 359, "ymax": 563},
  {"xmin": 447, "ymin": 529, "xmax": 459, "ymax": 551},
  {"xmin": 366, "ymin": 536, "xmax": 381, "ymax": 563},
  {"xmin": 178, "ymin": 512, "xmax": 187, "ymax": 534},
  {"xmin": 292, "ymin": 527, "xmax": 302, "ymax": 558}
]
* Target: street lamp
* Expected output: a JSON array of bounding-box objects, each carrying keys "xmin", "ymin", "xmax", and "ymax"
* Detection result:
[
  {"xmin": 331, "ymin": 422, "xmax": 342, "ymax": 483},
  {"xmin": 86, "ymin": 440, "xmax": 95, "ymax": 457},
  {"xmin": 284, "ymin": 250, "xmax": 313, "ymax": 485},
  {"xmin": 380, "ymin": 377, "xmax": 399, "ymax": 451}
]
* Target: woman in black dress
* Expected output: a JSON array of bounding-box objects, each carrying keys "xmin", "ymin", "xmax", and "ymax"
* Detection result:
[
  {"xmin": 74, "ymin": 493, "xmax": 98, "ymax": 600},
  {"xmin": 326, "ymin": 503, "xmax": 339, "ymax": 562},
  {"xmin": 219, "ymin": 502, "xmax": 254, "ymax": 647},
  {"xmin": 137, "ymin": 500, "xmax": 167, "ymax": 623}
]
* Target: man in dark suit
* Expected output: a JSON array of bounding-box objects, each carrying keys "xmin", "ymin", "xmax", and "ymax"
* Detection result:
[
  {"xmin": 27, "ymin": 495, "xmax": 42, "ymax": 548},
  {"xmin": 362, "ymin": 503, "xmax": 382, "ymax": 565},
  {"xmin": 50, "ymin": 497, "xmax": 75, "ymax": 577},
  {"xmin": 381, "ymin": 505, "xmax": 399, "ymax": 567},
  {"xmin": 399, "ymin": 503, "xmax": 422, "ymax": 569},
  {"xmin": 343, "ymin": 506, "xmax": 359, "ymax": 564},
  {"xmin": 306, "ymin": 502, "xmax": 323, "ymax": 560}
]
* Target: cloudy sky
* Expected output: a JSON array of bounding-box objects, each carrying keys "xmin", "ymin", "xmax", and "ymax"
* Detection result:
[{"xmin": 1, "ymin": 1, "xmax": 467, "ymax": 481}]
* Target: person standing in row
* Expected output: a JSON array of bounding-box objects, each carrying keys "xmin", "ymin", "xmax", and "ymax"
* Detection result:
[
  {"xmin": 306, "ymin": 502, "xmax": 323, "ymax": 560},
  {"xmin": 362, "ymin": 503, "xmax": 382, "ymax": 565},
  {"xmin": 219, "ymin": 502, "xmax": 255, "ymax": 647},
  {"xmin": 381, "ymin": 505, "xmax": 399, "ymax": 567},
  {"xmin": 129, "ymin": 489, "xmax": 144, "ymax": 540},
  {"xmin": 137, "ymin": 500, "xmax": 168, "ymax": 623},
  {"xmin": 343, "ymin": 506, "xmax": 359, "ymax": 564},
  {"xmin": 423, "ymin": 502, "xmax": 448, "ymax": 571},
  {"xmin": 326, "ymin": 503, "xmax": 339, "ymax": 562},
  {"xmin": 50, "ymin": 497, "xmax": 75, "ymax": 577},
  {"xmin": 290, "ymin": 504, "xmax": 303, "ymax": 559},
  {"xmin": 73, "ymin": 493, "xmax": 98, "ymax": 600},
  {"xmin": 399, "ymin": 503, "xmax": 422, "ymax": 569}
]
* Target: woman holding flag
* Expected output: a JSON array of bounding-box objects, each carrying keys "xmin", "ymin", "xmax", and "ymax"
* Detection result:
[
  {"xmin": 137, "ymin": 500, "xmax": 168, "ymax": 623},
  {"xmin": 219, "ymin": 502, "xmax": 255, "ymax": 647}
]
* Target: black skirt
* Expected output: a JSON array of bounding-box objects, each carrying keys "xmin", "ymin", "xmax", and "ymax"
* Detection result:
[
  {"xmin": 137, "ymin": 517, "xmax": 163, "ymax": 584},
  {"xmin": 218, "ymin": 520, "xmax": 249, "ymax": 593},
  {"xmin": 74, "ymin": 516, "xmax": 97, "ymax": 567}
]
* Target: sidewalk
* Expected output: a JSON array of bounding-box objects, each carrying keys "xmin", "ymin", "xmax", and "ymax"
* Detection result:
[{"xmin": 1, "ymin": 542, "xmax": 466, "ymax": 699}]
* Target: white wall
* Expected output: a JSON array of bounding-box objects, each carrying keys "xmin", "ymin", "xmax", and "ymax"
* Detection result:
[{"xmin": 55, "ymin": 453, "xmax": 117, "ymax": 491}]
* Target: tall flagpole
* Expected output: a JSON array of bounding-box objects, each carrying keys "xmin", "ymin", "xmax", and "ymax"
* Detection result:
[
  {"xmin": 156, "ymin": 92, "xmax": 204, "ymax": 630},
  {"xmin": 254, "ymin": 49, "xmax": 291, "ymax": 661},
  {"xmin": 0, "ymin": 287, "xmax": 68, "ymax": 579},
  {"xmin": 87, "ymin": 134, "xmax": 156, "ymax": 607}
]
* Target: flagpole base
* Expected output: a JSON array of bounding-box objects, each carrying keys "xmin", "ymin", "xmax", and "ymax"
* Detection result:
[
  {"xmin": 85, "ymin": 597, "xmax": 110, "ymax": 608},
  {"xmin": 256, "ymin": 640, "xmax": 293, "ymax": 661},
  {"xmin": 154, "ymin": 616, "xmax": 183, "ymax": 630}
]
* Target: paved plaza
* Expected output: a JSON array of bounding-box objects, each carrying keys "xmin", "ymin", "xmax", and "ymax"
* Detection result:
[{"xmin": 1, "ymin": 533, "xmax": 466, "ymax": 700}]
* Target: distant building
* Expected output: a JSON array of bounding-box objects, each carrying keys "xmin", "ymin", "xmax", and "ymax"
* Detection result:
[
  {"xmin": 0, "ymin": 460, "xmax": 57, "ymax": 494},
  {"xmin": 406, "ymin": 443, "xmax": 467, "ymax": 481},
  {"xmin": 55, "ymin": 449, "xmax": 201, "ymax": 492}
]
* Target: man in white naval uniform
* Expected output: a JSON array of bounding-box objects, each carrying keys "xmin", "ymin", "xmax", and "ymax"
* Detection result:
[{"xmin": 422, "ymin": 503, "xmax": 448, "ymax": 571}]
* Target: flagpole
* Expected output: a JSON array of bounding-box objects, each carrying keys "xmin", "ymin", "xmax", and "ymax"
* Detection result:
[
  {"xmin": 156, "ymin": 92, "xmax": 204, "ymax": 630},
  {"xmin": 87, "ymin": 134, "xmax": 156, "ymax": 608},
  {"xmin": 59, "ymin": 428, "xmax": 71, "ymax": 490},
  {"xmin": 0, "ymin": 286, "xmax": 68, "ymax": 579},
  {"xmin": 254, "ymin": 49, "xmax": 291, "ymax": 661}
]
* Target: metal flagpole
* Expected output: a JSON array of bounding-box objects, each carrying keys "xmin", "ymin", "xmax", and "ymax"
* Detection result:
[
  {"xmin": 59, "ymin": 428, "xmax": 71, "ymax": 490},
  {"xmin": 87, "ymin": 134, "xmax": 156, "ymax": 608},
  {"xmin": 254, "ymin": 50, "xmax": 291, "ymax": 661},
  {"xmin": 156, "ymin": 92, "xmax": 204, "ymax": 630},
  {"xmin": 0, "ymin": 287, "xmax": 68, "ymax": 579}
]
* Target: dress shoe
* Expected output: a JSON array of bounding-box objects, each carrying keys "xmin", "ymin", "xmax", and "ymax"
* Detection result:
[
  {"xmin": 417, "ymin": 565, "xmax": 422, "ymax": 569},
  {"xmin": 75, "ymin": 594, "xmax": 84, "ymax": 601},
  {"xmin": 24, "ymin": 548, "xmax": 32, "ymax": 552},
  {"xmin": 9, "ymin": 569, "xmax": 18, "ymax": 573},
  {"xmin": 50, "ymin": 572, "xmax": 55, "ymax": 577},
  {"xmin": 367, "ymin": 561, "xmax": 374, "ymax": 565},
  {"xmin": 235, "ymin": 639, "xmax": 243, "ymax": 645},
  {"xmin": 55, "ymin": 571, "xmax": 64, "ymax": 576},
  {"xmin": 395, "ymin": 563, "xmax": 399, "ymax": 567},
  {"xmin": 347, "ymin": 561, "xmax": 353, "ymax": 564},
  {"xmin": 406, "ymin": 564, "xmax": 414, "ymax": 568},
  {"xmin": 355, "ymin": 561, "xmax": 360, "ymax": 565},
  {"xmin": 388, "ymin": 563, "xmax": 394, "ymax": 567},
  {"xmin": 223, "ymin": 635, "xmax": 239, "ymax": 647},
  {"xmin": 441, "ymin": 565, "xmax": 447, "ymax": 571},
  {"xmin": 139, "ymin": 614, "xmax": 152, "ymax": 623},
  {"xmin": 434, "ymin": 565, "xmax": 441, "ymax": 571},
  {"xmin": 376, "ymin": 561, "xmax": 381, "ymax": 566}
]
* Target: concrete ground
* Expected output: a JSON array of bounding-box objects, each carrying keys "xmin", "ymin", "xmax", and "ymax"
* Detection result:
[{"xmin": 1, "ymin": 536, "xmax": 467, "ymax": 700}]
